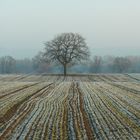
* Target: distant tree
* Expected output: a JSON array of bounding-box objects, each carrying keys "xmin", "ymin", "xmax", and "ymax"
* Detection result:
[
  {"xmin": 32, "ymin": 52, "xmax": 43, "ymax": 71},
  {"xmin": 0, "ymin": 56, "xmax": 16, "ymax": 73},
  {"xmin": 126, "ymin": 56, "xmax": 140, "ymax": 73},
  {"xmin": 32, "ymin": 52, "xmax": 51, "ymax": 73},
  {"xmin": 90, "ymin": 56, "xmax": 102, "ymax": 73},
  {"xmin": 42, "ymin": 33, "xmax": 89, "ymax": 76},
  {"xmin": 113, "ymin": 57, "xmax": 131, "ymax": 73},
  {"xmin": 16, "ymin": 58, "xmax": 34, "ymax": 73}
]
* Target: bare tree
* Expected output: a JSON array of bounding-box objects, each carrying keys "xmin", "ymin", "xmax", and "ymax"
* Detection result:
[
  {"xmin": 43, "ymin": 33, "xmax": 89, "ymax": 76},
  {"xmin": 32, "ymin": 52, "xmax": 51, "ymax": 73},
  {"xmin": 0, "ymin": 56, "xmax": 16, "ymax": 73},
  {"xmin": 16, "ymin": 58, "xmax": 34, "ymax": 73},
  {"xmin": 90, "ymin": 56, "xmax": 102, "ymax": 73},
  {"xmin": 113, "ymin": 57, "xmax": 131, "ymax": 73}
]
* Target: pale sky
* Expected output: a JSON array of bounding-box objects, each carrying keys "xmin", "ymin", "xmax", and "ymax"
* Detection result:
[{"xmin": 0, "ymin": 0, "xmax": 140, "ymax": 58}]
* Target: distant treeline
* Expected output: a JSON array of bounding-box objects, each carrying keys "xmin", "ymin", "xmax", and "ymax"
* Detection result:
[{"xmin": 0, "ymin": 55, "xmax": 140, "ymax": 74}]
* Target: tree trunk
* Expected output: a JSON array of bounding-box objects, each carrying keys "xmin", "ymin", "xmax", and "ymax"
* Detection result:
[{"xmin": 64, "ymin": 64, "xmax": 67, "ymax": 76}]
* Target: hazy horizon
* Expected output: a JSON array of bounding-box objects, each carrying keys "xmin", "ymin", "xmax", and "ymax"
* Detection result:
[{"xmin": 0, "ymin": 0, "xmax": 140, "ymax": 59}]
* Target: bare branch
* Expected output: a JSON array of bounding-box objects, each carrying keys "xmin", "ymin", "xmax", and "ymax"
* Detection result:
[{"xmin": 43, "ymin": 33, "xmax": 89, "ymax": 75}]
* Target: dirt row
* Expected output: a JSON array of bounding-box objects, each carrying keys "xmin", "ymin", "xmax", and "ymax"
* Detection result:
[{"xmin": 0, "ymin": 75, "xmax": 140, "ymax": 139}]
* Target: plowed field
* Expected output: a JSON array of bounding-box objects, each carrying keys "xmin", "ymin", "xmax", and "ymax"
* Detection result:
[{"xmin": 0, "ymin": 74, "xmax": 140, "ymax": 140}]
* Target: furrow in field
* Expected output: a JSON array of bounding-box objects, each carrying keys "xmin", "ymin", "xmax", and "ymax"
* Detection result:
[
  {"xmin": 0, "ymin": 82, "xmax": 52, "ymax": 118},
  {"xmin": 105, "ymin": 82, "xmax": 140, "ymax": 108},
  {"xmin": 0, "ymin": 74, "xmax": 140, "ymax": 139},
  {"xmin": 89, "ymin": 82, "xmax": 140, "ymax": 139},
  {"xmin": 67, "ymin": 82, "xmax": 87, "ymax": 139},
  {"xmin": 0, "ymin": 83, "xmax": 52, "ymax": 127},
  {"xmin": 98, "ymin": 82, "xmax": 140, "ymax": 115},
  {"xmin": 76, "ymin": 83, "xmax": 95, "ymax": 139},
  {"xmin": 0, "ymin": 82, "xmax": 39, "ymax": 99},
  {"xmin": 80, "ymin": 82, "xmax": 140, "ymax": 139},
  {"xmin": 80, "ymin": 82, "xmax": 110, "ymax": 139},
  {"xmin": 17, "ymin": 82, "xmax": 68, "ymax": 140},
  {"xmin": 109, "ymin": 82, "xmax": 140, "ymax": 95},
  {"xmin": 0, "ymin": 83, "xmax": 53, "ymax": 139}
]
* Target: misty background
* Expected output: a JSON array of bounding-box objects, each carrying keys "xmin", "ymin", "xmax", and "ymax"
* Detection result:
[
  {"xmin": 0, "ymin": 0, "xmax": 140, "ymax": 74},
  {"xmin": 0, "ymin": 0, "xmax": 140, "ymax": 58}
]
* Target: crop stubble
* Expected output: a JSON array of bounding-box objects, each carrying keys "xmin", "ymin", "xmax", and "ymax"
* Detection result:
[{"xmin": 0, "ymin": 74, "xmax": 140, "ymax": 140}]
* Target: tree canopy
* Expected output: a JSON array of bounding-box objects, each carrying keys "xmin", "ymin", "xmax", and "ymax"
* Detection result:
[{"xmin": 43, "ymin": 33, "xmax": 89, "ymax": 75}]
